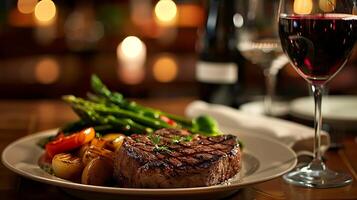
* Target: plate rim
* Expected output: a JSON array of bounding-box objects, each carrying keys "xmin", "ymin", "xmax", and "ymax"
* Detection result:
[
  {"xmin": 289, "ymin": 95, "xmax": 357, "ymax": 122},
  {"xmin": 2, "ymin": 128, "xmax": 297, "ymax": 195}
]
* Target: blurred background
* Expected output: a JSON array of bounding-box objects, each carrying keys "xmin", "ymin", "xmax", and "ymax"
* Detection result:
[{"xmin": 0, "ymin": 0, "xmax": 356, "ymax": 101}]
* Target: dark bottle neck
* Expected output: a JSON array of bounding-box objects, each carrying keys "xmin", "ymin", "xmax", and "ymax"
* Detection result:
[{"xmin": 200, "ymin": 0, "xmax": 238, "ymax": 61}]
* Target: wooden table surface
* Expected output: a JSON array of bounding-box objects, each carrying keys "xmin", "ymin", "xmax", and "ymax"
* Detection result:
[{"xmin": 1, "ymin": 99, "xmax": 357, "ymax": 200}]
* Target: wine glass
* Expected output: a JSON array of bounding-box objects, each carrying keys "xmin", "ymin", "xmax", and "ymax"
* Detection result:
[
  {"xmin": 237, "ymin": 0, "xmax": 289, "ymax": 116},
  {"xmin": 278, "ymin": 0, "xmax": 357, "ymax": 188}
]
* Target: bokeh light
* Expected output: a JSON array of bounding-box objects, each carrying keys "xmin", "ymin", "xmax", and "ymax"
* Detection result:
[
  {"xmin": 34, "ymin": 0, "xmax": 56, "ymax": 24},
  {"xmin": 177, "ymin": 4, "xmax": 204, "ymax": 27},
  {"xmin": 130, "ymin": 0, "xmax": 152, "ymax": 27},
  {"xmin": 17, "ymin": 0, "xmax": 38, "ymax": 14},
  {"xmin": 153, "ymin": 55, "xmax": 178, "ymax": 83},
  {"xmin": 35, "ymin": 57, "xmax": 60, "ymax": 84},
  {"xmin": 118, "ymin": 66, "xmax": 145, "ymax": 85},
  {"xmin": 154, "ymin": 0, "xmax": 177, "ymax": 25},
  {"xmin": 293, "ymin": 0, "xmax": 313, "ymax": 15},
  {"xmin": 118, "ymin": 36, "xmax": 145, "ymax": 59},
  {"xmin": 64, "ymin": 8, "xmax": 104, "ymax": 51},
  {"xmin": 319, "ymin": 0, "xmax": 336, "ymax": 12},
  {"xmin": 233, "ymin": 13, "xmax": 244, "ymax": 28}
]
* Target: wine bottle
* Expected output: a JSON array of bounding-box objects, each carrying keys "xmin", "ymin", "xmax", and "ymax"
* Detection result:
[{"xmin": 196, "ymin": 0, "xmax": 245, "ymax": 107}]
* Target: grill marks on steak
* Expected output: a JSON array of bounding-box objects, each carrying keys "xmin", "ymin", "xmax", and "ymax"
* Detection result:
[{"xmin": 114, "ymin": 128, "xmax": 241, "ymax": 188}]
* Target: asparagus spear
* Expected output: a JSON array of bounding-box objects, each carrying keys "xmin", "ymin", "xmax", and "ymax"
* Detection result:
[
  {"xmin": 86, "ymin": 92, "xmax": 107, "ymax": 104},
  {"xmin": 91, "ymin": 75, "xmax": 192, "ymax": 126},
  {"xmin": 63, "ymin": 95, "xmax": 173, "ymax": 129},
  {"xmin": 64, "ymin": 97, "xmax": 221, "ymax": 136},
  {"xmin": 69, "ymin": 103, "xmax": 153, "ymax": 134},
  {"xmin": 61, "ymin": 76, "xmax": 222, "ymax": 136}
]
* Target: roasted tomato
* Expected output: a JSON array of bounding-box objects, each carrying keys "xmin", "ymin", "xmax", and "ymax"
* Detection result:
[{"xmin": 45, "ymin": 127, "xmax": 95, "ymax": 158}]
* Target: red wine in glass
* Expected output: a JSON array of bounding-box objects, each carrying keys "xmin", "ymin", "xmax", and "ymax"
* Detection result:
[{"xmin": 279, "ymin": 14, "xmax": 357, "ymax": 84}]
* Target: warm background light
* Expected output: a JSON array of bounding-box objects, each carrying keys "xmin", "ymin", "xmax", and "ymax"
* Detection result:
[
  {"xmin": 119, "ymin": 36, "xmax": 145, "ymax": 59},
  {"xmin": 153, "ymin": 55, "xmax": 178, "ymax": 83},
  {"xmin": 34, "ymin": 0, "xmax": 56, "ymax": 23},
  {"xmin": 116, "ymin": 36, "xmax": 147, "ymax": 85},
  {"xmin": 33, "ymin": 0, "xmax": 57, "ymax": 45},
  {"xmin": 130, "ymin": 0, "xmax": 153, "ymax": 27},
  {"xmin": 294, "ymin": 0, "xmax": 313, "ymax": 15},
  {"xmin": 117, "ymin": 36, "xmax": 147, "ymax": 83},
  {"xmin": 35, "ymin": 57, "xmax": 60, "ymax": 84},
  {"xmin": 118, "ymin": 67, "xmax": 145, "ymax": 85},
  {"xmin": 319, "ymin": 0, "xmax": 336, "ymax": 12},
  {"xmin": 233, "ymin": 13, "xmax": 244, "ymax": 28},
  {"xmin": 154, "ymin": 0, "xmax": 177, "ymax": 25},
  {"xmin": 177, "ymin": 4, "xmax": 204, "ymax": 27},
  {"xmin": 64, "ymin": 7, "xmax": 104, "ymax": 51},
  {"xmin": 17, "ymin": 0, "xmax": 38, "ymax": 14}
]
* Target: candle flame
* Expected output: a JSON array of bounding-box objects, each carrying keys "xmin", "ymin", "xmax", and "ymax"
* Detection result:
[
  {"xmin": 154, "ymin": 0, "xmax": 177, "ymax": 25},
  {"xmin": 34, "ymin": 0, "xmax": 56, "ymax": 24},
  {"xmin": 293, "ymin": 0, "xmax": 313, "ymax": 15},
  {"xmin": 319, "ymin": 0, "xmax": 336, "ymax": 12},
  {"xmin": 118, "ymin": 36, "xmax": 145, "ymax": 59}
]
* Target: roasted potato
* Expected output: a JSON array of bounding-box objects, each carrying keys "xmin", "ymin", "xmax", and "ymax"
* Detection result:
[
  {"xmin": 90, "ymin": 138, "xmax": 107, "ymax": 149},
  {"xmin": 82, "ymin": 145, "xmax": 114, "ymax": 166},
  {"xmin": 81, "ymin": 157, "xmax": 113, "ymax": 186},
  {"xmin": 52, "ymin": 153, "xmax": 83, "ymax": 180},
  {"xmin": 77, "ymin": 143, "xmax": 90, "ymax": 158},
  {"xmin": 103, "ymin": 134, "xmax": 125, "ymax": 151}
]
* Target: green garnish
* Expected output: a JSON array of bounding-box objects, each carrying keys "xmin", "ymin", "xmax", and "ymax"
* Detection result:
[
  {"xmin": 171, "ymin": 135, "xmax": 193, "ymax": 144},
  {"xmin": 183, "ymin": 135, "xmax": 193, "ymax": 142},
  {"xmin": 238, "ymin": 139, "xmax": 244, "ymax": 150},
  {"xmin": 153, "ymin": 145, "xmax": 171, "ymax": 153},
  {"xmin": 171, "ymin": 135, "xmax": 181, "ymax": 144},
  {"xmin": 149, "ymin": 134, "xmax": 161, "ymax": 145},
  {"xmin": 39, "ymin": 164, "xmax": 54, "ymax": 175},
  {"xmin": 149, "ymin": 134, "xmax": 171, "ymax": 153},
  {"xmin": 192, "ymin": 115, "xmax": 221, "ymax": 136},
  {"xmin": 95, "ymin": 132, "xmax": 102, "ymax": 138}
]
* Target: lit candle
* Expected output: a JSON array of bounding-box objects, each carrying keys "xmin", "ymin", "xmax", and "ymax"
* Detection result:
[
  {"xmin": 116, "ymin": 36, "xmax": 147, "ymax": 84},
  {"xmin": 293, "ymin": 0, "xmax": 313, "ymax": 15},
  {"xmin": 117, "ymin": 36, "xmax": 147, "ymax": 69},
  {"xmin": 33, "ymin": 0, "xmax": 57, "ymax": 45}
]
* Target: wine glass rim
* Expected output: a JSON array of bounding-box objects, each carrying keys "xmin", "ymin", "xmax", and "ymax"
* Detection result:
[{"xmin": 279, "ymin": 13, "xmax": 357, "ymax": 19}]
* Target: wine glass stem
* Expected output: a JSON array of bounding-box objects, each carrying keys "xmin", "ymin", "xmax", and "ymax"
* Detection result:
[
  {"xmin": 264, "ymin": 70, "xmax": 277, "ymax": 116},
  {"xmin": 312, "ymin": 84, "xmax": 323, "ymax": 162}
]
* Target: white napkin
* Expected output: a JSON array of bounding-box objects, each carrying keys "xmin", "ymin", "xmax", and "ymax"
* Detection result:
[{"xmin": 185, "ymin": 101, "xmax": 330, "ymax": 154}]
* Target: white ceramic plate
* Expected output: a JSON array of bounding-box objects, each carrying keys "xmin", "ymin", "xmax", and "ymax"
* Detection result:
[
  {"xmin": 290, "ymin": 96, "xmax": 357, "ymax": 128},
  {"xmin": 240, "ymin": 100, "xmax": 290, "ymax": 117},
  {"xmin": 2, "ymin": 128, "xmax": 296, "ymax": 200}
]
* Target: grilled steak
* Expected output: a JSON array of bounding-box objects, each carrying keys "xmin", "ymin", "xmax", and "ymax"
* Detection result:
[{"xmin": 114, "ymin": 128, "xmax": 241, "ymax": 188}]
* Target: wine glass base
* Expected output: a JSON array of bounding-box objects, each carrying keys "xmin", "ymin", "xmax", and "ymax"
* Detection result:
[{"xmin": 283, "ymin": 163, "xmax": 353, "ymax": 188}]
